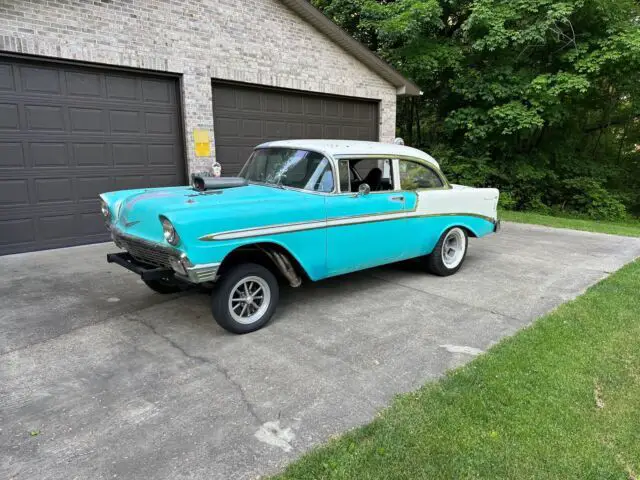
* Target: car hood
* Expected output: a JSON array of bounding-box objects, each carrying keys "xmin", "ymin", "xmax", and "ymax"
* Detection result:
[{"xmin": 104, "ymin": 184, "xmax": 326, "ymax": 244}]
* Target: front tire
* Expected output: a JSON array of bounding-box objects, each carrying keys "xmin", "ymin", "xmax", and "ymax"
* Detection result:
[
  {"xmin": 211, "ymin": 263, "xmax": 279, "ymax": 334},
  {"xmin": 425, "ymin": 227, "xmax": 468, "ymax": 276}
]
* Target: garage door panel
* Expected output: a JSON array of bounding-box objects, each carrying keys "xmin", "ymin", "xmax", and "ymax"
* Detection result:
[
  {"xmin": 284, "ymin": 96, "xmax": 303, "ymax": 114},
  {"xmin": 148, "ymin": 174, "xmax": 179, "ymax": 188},
  {"xmin": 69, "ymin": 107, "xmax": 104, "ymax": 132},
  {"xmin": 0, "ymin": 218, "xmax": 35, "ymax": 245},
  {"xmin": 21, "ymin": 66, "xmax": 62, "ymax": 94},
  {"xmin": 31, "ymin": 142, "xmax": 68, "ymax": 167},
  {"xmin": 0, "ymin": 64, "xmax": 14, "ymax": 90},
  {"xmin": 106, "ymin": 75, "xmax": 138, "ymax": 100},
  {"xmin": 113, "ymin": 175, "xmax": 147, "ymax": 190},
  {"xmin": 264, "ymin": 93, "xmax": 283, "ymax": 112},
  {"xmin": 264, "ymin": 120, "xmax": 286, "ymax": 138},
  {"xmin": 35, "ymin": 178, "xmax": 74, "ymax": 203},
  {"xmin": 26, "ymin": 105, "xmax": 66, "ymax": 131},
  {"xmin": 0, "ymin": 143, "xmax": 25, "ymax": 167},
  {"xmin": 145, "ymin": 112, "xmax": 175, "ymax": 135},
  {"xmin": 74, "ymin": 143, "xmax": 109, "ymax": 167},
  {"xmin": 0, "ymin": 180, "xmax": 29, "ymax": 205},
  {"xmin": 39, "ymin": 214, "xmax": 76, "ymax": 240},
  {"xmin": 304, "ymin": 97, "xmax": 322, "ymax": 116},
  {"xmin": 306, "ymin": 123, "xmax": 323, "ymax": 138},
  {"xmin": 288, "ymin": 123, "xmax": 303, "ymax": 138},
  {"xmin": 212, "ymin": 82, "xmax": 378, "ymax": 175},
  {"xmin": 110, "ymin": 110, "xmax": 141, "ymax": 133},
  {"xmin": 0, "ymin": 58, "xmax": 185, "ymax": 255},
  {"xmin": 113, "ymin": 144, "xmax": 145, "ymax": 165},
  {"xmin": 66, "ymin": 71, "xmax": 102, "ymax": 97},
  {"xmin": 142, "ymin": 79, "xmax": 173, "ymax": 103},
  {"xmin": 148, "ymin": 144, "xmax": 177, "ymax": 165},
  {"xmin": 77, "ymin": 176, "xmax": 112, "ymax": 201},
  {"xmin": 240, "ymin": 90, "xmax": 262, "ymax": 111},
  {"xmin": 0, "ymin": 104, "xmax": 20, "ymax": 129}
]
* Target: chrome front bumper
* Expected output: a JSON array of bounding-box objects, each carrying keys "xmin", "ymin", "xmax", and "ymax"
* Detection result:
[{"xmin": 110, "ymin": 229, "xmax": 219, "ymax": 284}]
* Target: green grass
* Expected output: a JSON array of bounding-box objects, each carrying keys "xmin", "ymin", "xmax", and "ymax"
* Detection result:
[
  {"xmin": 500, "ymin": 210, "xmax": 640, "ymax": 237},
  {"xmin": 274, "ymin": 259, "xmax": 640, "ymax": 480}
]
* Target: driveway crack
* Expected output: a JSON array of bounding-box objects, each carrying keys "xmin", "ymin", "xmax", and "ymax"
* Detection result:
[{"xmin": 130, "ymin": 316, "xmax": 263, "ymax": 425}]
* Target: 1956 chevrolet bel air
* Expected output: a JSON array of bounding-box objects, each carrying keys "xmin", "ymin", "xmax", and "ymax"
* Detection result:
[{"xmin": 100, "ymin": 140, "xmax": 499, "ymax": 333}]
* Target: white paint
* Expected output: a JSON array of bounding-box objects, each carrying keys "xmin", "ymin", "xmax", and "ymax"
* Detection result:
[
  {"xmin": 254, "ymin": 421, "xmax": 295, "ymax": 452},
  {"xmin": 440, "ymin": 344, "xmax": 484, "ymax": 356},
  {"xmin": 107, "ymin": 297, "xmax": 120, "ymax": 303},
  {"xmin": 259, "ymin": 139, "xmax": 440, "ymax": 168},
  {"xmin": 416, "ymin": 188, "xmax": 499, "ymax": 221}
]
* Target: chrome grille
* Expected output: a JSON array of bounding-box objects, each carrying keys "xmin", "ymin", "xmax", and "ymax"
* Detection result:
[{"xmin": 114, "ymin": 232, "xmax": 174, "ymax": 268}]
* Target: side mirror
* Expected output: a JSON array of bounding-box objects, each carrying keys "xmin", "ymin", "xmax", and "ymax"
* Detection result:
[{"xmin": 358, "ymin": 183, "xmax": 371, "ymax": 196}]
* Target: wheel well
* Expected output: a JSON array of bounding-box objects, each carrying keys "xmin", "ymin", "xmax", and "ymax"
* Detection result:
[
  {"xmin": 217, "ymin": 242, "xmax": 309, "ymax": 284},
  {"xmin": 460, "ymin": 226, "xmax": 478, "ymax": 238}
]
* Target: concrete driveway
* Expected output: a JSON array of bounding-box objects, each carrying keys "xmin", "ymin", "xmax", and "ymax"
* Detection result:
[{"xmin": 2, "ymin": 223, "xmax": 639, "ymax": 479}]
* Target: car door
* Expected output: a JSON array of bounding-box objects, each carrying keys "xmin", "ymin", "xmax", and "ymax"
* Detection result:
[{"xmin": 325, "ymin": 158, "xmax": 407, "ymax": 276}]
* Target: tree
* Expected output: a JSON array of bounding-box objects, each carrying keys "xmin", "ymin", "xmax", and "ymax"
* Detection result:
[{"xmin": 313, "ymin": 0, "xmax": 640, "ymax": 218}]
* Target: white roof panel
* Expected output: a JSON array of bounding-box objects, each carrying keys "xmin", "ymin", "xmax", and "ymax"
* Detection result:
[{"xmin": 256, "ymin": 139, "xmax": 440, "ymax": 169}]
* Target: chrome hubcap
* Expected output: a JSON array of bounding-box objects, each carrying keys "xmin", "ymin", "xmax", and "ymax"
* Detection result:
[
  {"xmin": 228, "ymin": 276, "xmax": 271, "ymax": 325},
  {"xmin": 442, "ymin": 228, "xmax": 466, "ymax": 268}
]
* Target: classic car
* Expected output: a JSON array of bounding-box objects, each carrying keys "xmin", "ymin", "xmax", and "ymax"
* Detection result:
[{"xmin": 100, "ymin": 140, "xmax": 500, "ymax": 333}]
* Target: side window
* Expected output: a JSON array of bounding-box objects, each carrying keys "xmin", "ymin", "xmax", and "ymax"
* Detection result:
[
  {"xmin": 307, "ymin": 158, "xmax": 335, "ymax": 193},
  {"xmin": 351, "ymin": 159, "xmax": 394, "ymax": 192},
  {"xmin": 399, "ymin": 160, "xmax": 443, "ymax": 190}
]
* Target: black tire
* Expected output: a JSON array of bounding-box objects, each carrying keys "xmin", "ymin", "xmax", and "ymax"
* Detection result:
[
  {"xmin": 211, "ymin": 263, "xmax": 279, "ymax": 334},
  {"xmin": 142, "ymin": 277, "xmax": 183, "ymax": 294},
  {"xmin": 425, "ymin": 227, "xmax": 468, "ymax": 276}
]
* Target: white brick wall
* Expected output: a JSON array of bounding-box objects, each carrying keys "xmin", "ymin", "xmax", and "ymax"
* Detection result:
[{"xmin": 0, "ymin": 0, "xmax": 397, "ymax": 174}]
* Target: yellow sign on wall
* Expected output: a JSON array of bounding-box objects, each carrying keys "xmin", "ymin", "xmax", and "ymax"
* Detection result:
[{"xmin": 193, "ymin": 129, "xmax": 211, "ymax": 157}]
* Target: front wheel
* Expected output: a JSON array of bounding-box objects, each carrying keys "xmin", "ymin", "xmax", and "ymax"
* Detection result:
[
  {"xmin": 211, "ymin": 263, "xmax": 279, "ymax": 334},
  {"xmin": 425, "ymin": 227, "xmax": 468, "ymax": 276}
]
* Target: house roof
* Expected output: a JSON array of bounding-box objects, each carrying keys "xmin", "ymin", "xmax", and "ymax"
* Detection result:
[
  {"xmin": 257, "ymin": 139, "xmax": 440, "ymax": 168},
  {"xmin": 279, "ymin": 0, "xmax": 421, "ymax": 96}
]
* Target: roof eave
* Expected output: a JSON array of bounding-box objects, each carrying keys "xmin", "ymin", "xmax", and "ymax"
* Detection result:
[{"xmin": 279, "ymin": 0, "xmax": 421, "ymax": 96}]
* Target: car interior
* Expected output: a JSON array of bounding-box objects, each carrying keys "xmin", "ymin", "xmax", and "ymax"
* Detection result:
[{"xmin": 346, "ymin": 159, "xmax": 394, "ymax": 192}]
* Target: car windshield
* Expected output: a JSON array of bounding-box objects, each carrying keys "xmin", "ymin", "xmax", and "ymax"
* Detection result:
[{"xmin": 239, "ymin": 148, "xmax": 334, "ymax": 193}]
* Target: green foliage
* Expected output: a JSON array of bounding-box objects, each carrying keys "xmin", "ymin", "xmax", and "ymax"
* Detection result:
[{"xmin": 312, "ymin": 0, "xmax": 640, "ymax": 220}]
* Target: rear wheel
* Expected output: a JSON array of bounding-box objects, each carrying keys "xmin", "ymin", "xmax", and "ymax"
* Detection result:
[
  {"xmin": 425, "ymin": 227, "xmax": 468, "ymax": 276},
  {"xmin": 211, "ymin": 263, "xmax": 279, "ymax": 334}
]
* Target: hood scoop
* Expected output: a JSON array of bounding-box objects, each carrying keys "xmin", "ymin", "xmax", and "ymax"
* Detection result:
[{"xmin": 192, "ymin": 176, "xmax": 248, "ymax": 192}]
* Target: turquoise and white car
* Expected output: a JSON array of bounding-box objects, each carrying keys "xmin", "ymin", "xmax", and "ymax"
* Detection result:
[{"xmin": 100, "ymin": 140, "xmax": 500, "ymax": 333}]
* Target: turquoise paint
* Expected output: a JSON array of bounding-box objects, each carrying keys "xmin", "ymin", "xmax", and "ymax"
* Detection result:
[
  {"xmin": 404, "ymin": 215, "xmax": 495, "ymax": 259},
  {"xmin": 325, "ymin": 192, "xmax": 407, "ymax": 275},
  {"xmin": 101, "ymin": 185, "xmax": 495, "ymax": 282}
]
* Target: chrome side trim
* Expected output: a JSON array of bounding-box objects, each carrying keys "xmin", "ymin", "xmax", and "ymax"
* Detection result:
[
  {"xmin": 200, "ymin": 212, "xmax": 497, "ymax": 242},
  {"xmin": 178, "ymin": 262, "xmax": 221, "ymax": 283}
]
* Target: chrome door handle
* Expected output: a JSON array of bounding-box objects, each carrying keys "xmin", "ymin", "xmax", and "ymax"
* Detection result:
[{"xmin": 390, "ymin": 196, "xmax": 405, "ymax": 202}]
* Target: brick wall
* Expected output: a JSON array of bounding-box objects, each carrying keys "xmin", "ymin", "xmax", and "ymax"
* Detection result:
[{"xmin": 0, "ymin": 0, "xmax": 397, "ymax": 174}]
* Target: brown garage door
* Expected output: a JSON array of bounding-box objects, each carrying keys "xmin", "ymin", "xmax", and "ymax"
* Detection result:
[
  {"xmin": 212, "ymin": 82, "xmax": 379, "ymax": 174},
  {"xmin": 0, "ymin": 57, "xmax": 185, "ymax": 255}
]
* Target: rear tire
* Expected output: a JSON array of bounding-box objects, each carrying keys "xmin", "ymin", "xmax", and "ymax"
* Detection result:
[
  {"xmin": 425, "ymin": 227, "xmax": 468, "ymax": 276},
  {"xmin": 211, "ymin": 263, "xmax": 279, "ymax": 334}
]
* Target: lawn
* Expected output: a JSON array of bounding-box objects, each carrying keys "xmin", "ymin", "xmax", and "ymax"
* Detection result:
[
  {"xmin": 274, "ymin": 216, "xmax": 640, "ymax": 480},
  {"xmin": 500, "ymin": 210, "xmax": 640, "ymax": 237}
]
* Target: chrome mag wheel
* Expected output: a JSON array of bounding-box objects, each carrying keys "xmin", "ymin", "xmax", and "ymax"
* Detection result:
[{"xmin": 228, "ymin": 275, "xmax": 272, "ymax": 325}]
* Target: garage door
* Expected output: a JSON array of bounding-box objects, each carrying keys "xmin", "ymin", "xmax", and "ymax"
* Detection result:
[
  {"xmin": 0, "ymin": 58, "xmax": 185, "ymax": 255},
  {"xmin": 212, "ymin": 82, "xmax": 379, "ymax": 174}
]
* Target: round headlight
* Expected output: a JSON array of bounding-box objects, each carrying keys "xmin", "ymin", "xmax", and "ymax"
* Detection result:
[
  {"xmin": 161, "ymin": 217, "xmax": 179, "ymax": 246},
  {"xmin": 100, "ymin": 200, "xmax": 111, "ymax": 221}
]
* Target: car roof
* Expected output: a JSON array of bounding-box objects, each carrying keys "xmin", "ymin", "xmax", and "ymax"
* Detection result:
[{"xmin": 256, "ymin": 139, "xmax": 440, "ymax": 169}]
